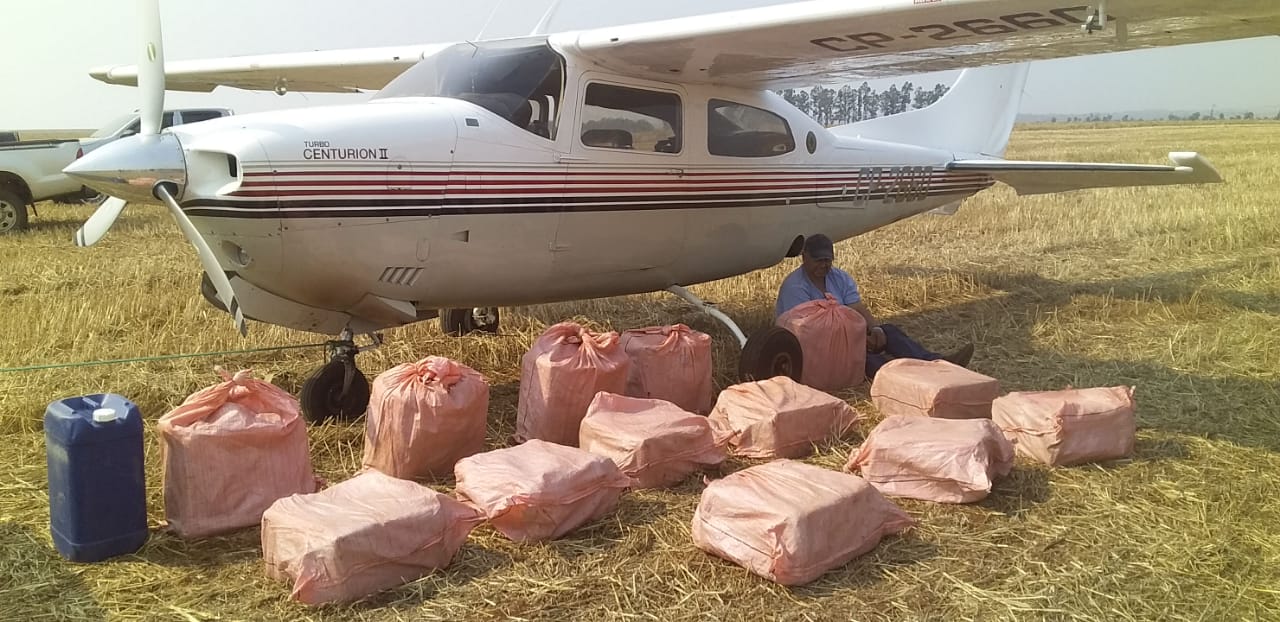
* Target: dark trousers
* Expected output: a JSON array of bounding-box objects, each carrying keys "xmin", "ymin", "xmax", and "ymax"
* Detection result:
[{"xmin": 865, "ymin": 323, "xmax": 941, "ymax": 379}]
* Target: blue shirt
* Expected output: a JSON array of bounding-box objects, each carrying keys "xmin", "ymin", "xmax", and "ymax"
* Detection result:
[{"xmin": 775, "ymin": 266, "xmax": 861, "ymax": 318}]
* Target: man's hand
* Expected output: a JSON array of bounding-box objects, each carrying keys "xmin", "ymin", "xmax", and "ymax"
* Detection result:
[{"xmin": 867, "ymin": 325, "xmax": 886, "ymax": 352}]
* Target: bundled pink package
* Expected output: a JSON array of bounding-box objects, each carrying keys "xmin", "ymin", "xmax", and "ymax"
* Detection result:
[
  {"xmin": 362, "ymin": 356, "xmax": 489, "ymax": 480},
  {"xmin": 992, "ymin": 386, "xmax": 1137, "ymax": 466},
  {"xmin": 578, "ymin": 393, "xmax": 726, "ymax": 489},
  {"xmin": 620, "ymin": 324, "xmax": 715, "ymax": 414},
  {"xmin": 516, "ymin": 322, "xmax": 631, "ymax": 446},
  {"xmin": 691, "ymin": 460, "xmax": 914, "ymax": 585},
  {"xmin": 845, "ymin": 415, "xmax": 1014, "ymax": 503},
  {"xmin": 261, "ymin": 470, "xmax": 483, "ymax": 606},
  {"xmin": 776, "ymin": 294, "xmax": 867, "ymax": 391},
  {"xmin": 870, "ymin": 359, "xmax": 1001, "ymax": 420},
  {"xmin": 453, "ymin": 439, "xmax": 632, "ymax": 541},
  {"xmin": 707, "ymin": 376, "xmax": 859, "ymax": 458},
  {"xmin": 157, "ymin": 368, "xmax": 317, "ymax": 538}
]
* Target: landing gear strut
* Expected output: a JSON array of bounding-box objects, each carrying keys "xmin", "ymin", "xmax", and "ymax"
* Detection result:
[
  {"xmin": 665, "ymin": 285, "xmax": 804, "ymax": 383},
  {"xmin": 300, "ymin": 329, "xmax": 381, "ymax": 424}
]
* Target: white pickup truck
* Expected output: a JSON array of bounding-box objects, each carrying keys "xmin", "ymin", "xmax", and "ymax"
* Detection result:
[{"xmin": 0, "ymin": 108, "xmax": 232, "ymax": 234}]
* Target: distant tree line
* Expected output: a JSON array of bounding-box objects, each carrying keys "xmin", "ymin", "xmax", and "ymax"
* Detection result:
[
  {"xmin": 1047, "ymin": 109, "xmax": 1280, "ymax": 123},
  {"xmin": 776, "ymin": 81, "xmax": 1279, "ymax": 126},
  {"xmin": 773, "ymin": 81, "xmax": 951, "ymax": 127}
]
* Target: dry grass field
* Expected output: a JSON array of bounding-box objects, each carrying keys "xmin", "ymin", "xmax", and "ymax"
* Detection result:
[{"xmin": 1, "ymin": 122, "xmax": 1277, "ymax": 621}]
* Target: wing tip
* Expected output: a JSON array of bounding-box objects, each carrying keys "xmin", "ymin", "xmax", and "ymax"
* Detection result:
[
  {"xmin": 90, "ymin": 64, "xmax": 135, "ymax": 85},
  {"xmin": 1169, "ymin": 151, "xmax": 1224, "ymax": 184}
]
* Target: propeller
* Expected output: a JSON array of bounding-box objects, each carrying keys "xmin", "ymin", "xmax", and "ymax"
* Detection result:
[
  {"xmin": 70, "ymin": 0, "xmax": 247, "ymax": 336},
  {"xmin": 72, "ymin": 0, "xmax": 166, "ymax": 247},
  {"xmin": 73, "ymin": 196, "xmax": 126, "ymax": 247},
  {"xmin": 154, "ymin": 183, "xmax": 246, "ymax": 336}
]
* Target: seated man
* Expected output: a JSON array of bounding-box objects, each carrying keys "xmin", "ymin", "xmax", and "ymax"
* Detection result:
[{"xmin": 774, "ymin": 234, "xmax": 974, "ymax": 378}]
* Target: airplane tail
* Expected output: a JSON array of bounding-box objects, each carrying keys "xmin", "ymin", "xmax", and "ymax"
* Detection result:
[{"xmin": 830, "ymin": 63, "xmax": 1030, "ymax": 158}]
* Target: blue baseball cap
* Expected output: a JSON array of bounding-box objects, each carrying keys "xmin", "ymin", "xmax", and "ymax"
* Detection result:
[{"xmin": 802, "ymin": 234, "xmax": 834, "ymax": 260}]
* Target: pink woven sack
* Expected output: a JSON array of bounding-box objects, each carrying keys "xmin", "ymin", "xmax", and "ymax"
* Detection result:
[
  {"xmin": 516, "ymin": 322, "xmax": 631, "ymax": 446},
  {"xmin": 362, "ymin": 356, "xmax": 489, "ymax": 480},
  {"xmin": 776, "ymin": 294, "xmax": 867, "ymax": 391},
  {"xmin": 707, "ymin": 376, "xmax": 859, "ymax": 458},
  {"xmin": 691, "ymin": 460, "xmax": 914, "ymax": 586},
  {"xmin": 845, "ymin": 415, "xmax": 1014, "ymax": 503},
  {"xmin": 620, "ymin": 324, "xmax": 715, "ymax": 414},
  {"xmin": 870, "ymin": 359, "xmax": 1001, "ymax": 420},
  {"xmin": 157, "ymin": 368, "xmax": 316, "ymax": 538},
  {"xmin": 579, "ymin": 393, "xmax": 726, "ymax": 489},
  {"xmin": 454, "ymin": 439, "xmax": 632, "ymax": 542},
  {"xmin": 992, "ymin": 386, "xmax": 1137, "ymax": 466},
  {"xmin": 262, "ymin": 470, "xmax": 483, "ymax": 606}
]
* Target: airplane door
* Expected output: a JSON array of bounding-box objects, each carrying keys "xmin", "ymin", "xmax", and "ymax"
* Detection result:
[
  {"xmin": 550, "ymin": 78, "xmax": 687, "ymax": 294},
  {"xmin": 438, "ymin": 122, "xmax": 566, "ymax": 307}
]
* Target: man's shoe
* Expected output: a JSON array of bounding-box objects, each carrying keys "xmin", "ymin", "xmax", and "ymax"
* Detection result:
[{"xmin": 942, "ymin": 343, "xmax": 974, "ymax": 368}]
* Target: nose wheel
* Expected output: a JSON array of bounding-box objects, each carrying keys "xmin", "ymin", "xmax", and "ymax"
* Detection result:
[{"xmin": 299, "ymin": 330, "xmax": 379, "ymax": 423}]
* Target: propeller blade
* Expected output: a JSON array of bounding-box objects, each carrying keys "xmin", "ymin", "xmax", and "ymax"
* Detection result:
[
  {"xmin": 74, "ymin": 196, "xmax": 128, "ymax": 247},
  {"xmin": 154, "ymin": 184, "xmax": 247, "ymax": 336},
  {"xmin": 137, "ymin": 0, "xmax": 165, "ymax": 136}
]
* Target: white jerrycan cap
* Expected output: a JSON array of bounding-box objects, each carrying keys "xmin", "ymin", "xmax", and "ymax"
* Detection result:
[{"xmin": 92, "ymin": 407, "xmax": 119, "ymax": 423}]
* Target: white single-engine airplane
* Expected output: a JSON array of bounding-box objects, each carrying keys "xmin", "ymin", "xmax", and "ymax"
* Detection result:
[{"xmin": 66, "ymin": 0, "xmax": 1278, "ymax": 421}]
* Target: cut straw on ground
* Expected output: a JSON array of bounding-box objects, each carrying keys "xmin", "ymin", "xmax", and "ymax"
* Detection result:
[{"xmin": 1, "ymin": 122, "xmax": 1278, "ymax": 620}]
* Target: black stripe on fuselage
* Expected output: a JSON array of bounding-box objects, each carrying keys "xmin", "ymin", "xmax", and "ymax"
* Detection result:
[{"xmin": 181, "ymin": 184, "xmax": 993, "ymax": 219}]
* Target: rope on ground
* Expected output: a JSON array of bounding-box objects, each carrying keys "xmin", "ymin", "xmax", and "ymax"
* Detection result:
[{"xmin": 0, "ymin": 343, "xmax": 326, "ymax": 374}]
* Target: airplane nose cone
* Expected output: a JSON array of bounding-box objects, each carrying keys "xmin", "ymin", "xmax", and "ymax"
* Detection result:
[{"xmin": 64, "ymin": 133, "xmax": 186, "ymax": 204}]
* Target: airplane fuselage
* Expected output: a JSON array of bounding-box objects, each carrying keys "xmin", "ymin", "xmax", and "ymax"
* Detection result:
[{"xmin": 104, "ymin": 41, "xmax": 996, "ymax": 335}]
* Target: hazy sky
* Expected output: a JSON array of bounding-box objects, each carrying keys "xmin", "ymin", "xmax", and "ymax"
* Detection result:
[{"xmin": 3, "ymin": 0, "xmax": 1277, "ymax": 130}]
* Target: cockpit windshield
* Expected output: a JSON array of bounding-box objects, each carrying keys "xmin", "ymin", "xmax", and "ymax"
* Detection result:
[{"xmin": 375, "ymin": 40, "xmax": 565, "ymax": 139}]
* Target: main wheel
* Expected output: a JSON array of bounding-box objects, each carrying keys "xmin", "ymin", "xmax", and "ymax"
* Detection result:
[
  {"xmin": 739, "ymin": 326, "xmax": 804, "ymax": 382},
  {"xmin": 79, "ymin": 187, "xmax": 107, "ymax": 205},
  {"xmin": 440, "ymin": 307, "xmax": 500, "ymax": 336},
  {"xmin": 0, "ymin": 188, "xmax": 29, "ymax": 234},
  {"xmin": 300, "ymin": 358, "xmax": 371, "ymax": 423}
]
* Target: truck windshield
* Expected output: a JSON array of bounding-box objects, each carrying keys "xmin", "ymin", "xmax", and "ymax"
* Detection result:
[
  {"xmin": 89, "ymin": 113, "xmax": 137, "ymax": 138},
  {"xmin": 375, "ymin": 40, "xmax": 564, "ymax": 139}
]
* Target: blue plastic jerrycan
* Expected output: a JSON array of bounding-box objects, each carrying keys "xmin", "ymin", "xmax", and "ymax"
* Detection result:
[{"xmin": 44, "ymin": 393, "xmax": 149, "ymax": 562}]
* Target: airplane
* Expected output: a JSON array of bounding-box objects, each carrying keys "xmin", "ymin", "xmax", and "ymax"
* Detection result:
[{"xmin": 64, "ymin": 0, "xmax": 1278, "ymax": 422}]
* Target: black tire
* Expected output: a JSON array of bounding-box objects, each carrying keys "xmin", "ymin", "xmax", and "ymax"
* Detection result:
[
  {"xmin": 200, "ymin": 272, "xmax": 227, "ymax": 312},
  {"xmin": 739, "ymin": 326, "xmax": 804, "ymax": 383},
  {"xmin": 440, "ymin": 307, "xmax": 500, "ymax": 336},
  {"xmin": 80, "ymin": 190, "xmax": 107, "ymax": 205},
  {"xmin": 0, "ymin": 188, "xmax": 29, "ymax": 234},
  {"xmin": 300, "ymin": 358, "xmax": 371, "ymax": 424}
]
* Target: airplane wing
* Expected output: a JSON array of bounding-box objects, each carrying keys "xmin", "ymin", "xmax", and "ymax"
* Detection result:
[
  {"xmin": 89, "ymin": 44, "xmax": 451, "ymax": 93},
  {"xmin": 949, "ymin": 152, "xmax": 1223, "ymax": 195},
  {"xmin": 561, "ymin": 0, "xmax": 1280, "ymax": 88}
]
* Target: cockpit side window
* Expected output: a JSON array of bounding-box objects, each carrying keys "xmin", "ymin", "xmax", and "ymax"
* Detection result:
[
  {"xmin": 376, "ymin": 41, "xmax": 564, "ymax": 140},
  {"xmin": 707, "ymin": 99, "xmax": 795, "ymax": 158},
  {"xmin": 580, "ymin": 83, "xmax": 682, "ymax": 154}
]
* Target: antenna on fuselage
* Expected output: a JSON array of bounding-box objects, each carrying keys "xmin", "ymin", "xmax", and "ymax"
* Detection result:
[
  {"xmin": 529, "ymin": 0, "xmax": 562, "ymax": 36},
  {"xmin": 474, "ymin": 2, "xmax": 502, "ymax": 40}
]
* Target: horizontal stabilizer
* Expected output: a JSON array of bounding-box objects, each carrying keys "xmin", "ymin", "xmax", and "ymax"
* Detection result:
[{"xmin": 949, "ymin": 152, "xmax": 1222, "ymax": 195}]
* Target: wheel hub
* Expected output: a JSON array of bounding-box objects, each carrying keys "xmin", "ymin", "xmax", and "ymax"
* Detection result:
[
  {"xmin": 0, "ymin": 202, "xmax": 16, "ymax": 230},
  {"xmin": 471, "ymin": 307, "xmax": 498, "ymax": 326}
]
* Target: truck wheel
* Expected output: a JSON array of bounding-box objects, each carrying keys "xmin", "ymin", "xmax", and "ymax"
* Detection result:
[{"xmin": 0, "ymin": 188, "xmax": 28, "ymax": 234}]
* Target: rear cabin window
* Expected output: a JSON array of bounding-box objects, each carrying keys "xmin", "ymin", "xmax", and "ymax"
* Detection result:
[
  {"xmin": 580, "ymin": 83, "xmax": 681, "ymax": 154},
  {"xmin": 707, "ymin": 99, "xmax": 795, "ymax": 157},
  {"xmin": 179, "ymin": 110, "xmax": 225, "ymax": 124}
]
